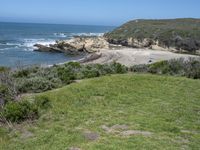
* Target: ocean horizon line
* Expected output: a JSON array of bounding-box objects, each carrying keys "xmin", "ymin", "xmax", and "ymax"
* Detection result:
[{"xmin": 0, "ymin": 21, "xmax": 116, "ymax": 28}]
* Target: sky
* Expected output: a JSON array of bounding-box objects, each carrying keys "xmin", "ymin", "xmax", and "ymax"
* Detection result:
[{"xmin": 0, "ymin": 0, "xmax": 199, "ymax": 26}]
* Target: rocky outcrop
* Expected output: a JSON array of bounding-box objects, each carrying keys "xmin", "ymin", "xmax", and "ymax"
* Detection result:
[
  {"xmin": 106, "ymin": 38, "xmax": 153, "ymax": 48},
  {"xmin": 34, "ymin": 37, "xmax": 109, "ymax": 54},
  {"xmin": 79, "ymin": 53, "xmax": 102, "ymax": 63},
  {"xmin": 34, "ymin": 44, "xmax": 63, "ymax": 53},
  {"xmin": 105, "ymin": 37, "xmax": 200, "ymax": 55}
]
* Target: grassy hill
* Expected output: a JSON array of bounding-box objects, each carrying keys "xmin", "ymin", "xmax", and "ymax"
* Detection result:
[
  {"xmin": 105, "ymin": 18, "xmax": 200, "ymax": 54},
  {"xmin": 1, "ymin": 74, "xmax": 200, "ymax": 150}
]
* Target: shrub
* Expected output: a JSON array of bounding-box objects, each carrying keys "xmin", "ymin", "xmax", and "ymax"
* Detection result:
[
  {"xmin": 0, "ymin": 69, "xmax": 17, "ymax": 105},
  {"xmin": 184, "ymin": 58, "xmax": 200, "ymax": 79},
  {"xmin": 131, "ymin": 58, "xmax": 200, "ymax": 79},
  {"xmin": 80, "ymin": 65, "xmax": 100, "ymax": 78},
  {"xmin": 111, "ymin": 62, "xmax": 128, "ymax": 74},
  {"xmin": 12, "ymin": 66, "xmax": 39, "ymax": 78},
  {"xmin": 148, "ymin": 59, "xmax": 186, "ymax": 75},
  {"xmin": 130, "ymin": 64, "xmax": 149, "ymax": 73},
  {"xmin": 0, "ymin": 67, "xmax": 10, "ymax": 73},
  {"xmin": 1, "ymin": 96, "xmax": 51, "ymax": 123},
  {"xmin": 57, "ymin": 65, "xmax": 76, "ymax": 83},
  {"xmin": 96, "ymin": 64, "xmax": 114, "ymax": 75},
  {"xmin": 0, "ymin": 84, "xmax": 14, "ymax": 105},
  {"xmin": 34, "ymin": 95, "xmax": 51, "ymax": 109},
  {"xmin": 148, "ymin": 60, "xmax": 170, "ymax": 74},
  {"xmin": 2, "ymin": 100, "xmax": 38, "ymax": 122},
  {"xmin": 167, "ymin": 59, "xmax": 185, "ymax": 75},
  {"xmin": 13, "ymin": 69, "xmax": 30, "ymax": 78},
  {"xmin": 17, "ymin": 77, "xmax": 59, "ymax": 93},
  {"xmin": 66, "ymin": 62, "xmax": 82, "ymax": 69}
]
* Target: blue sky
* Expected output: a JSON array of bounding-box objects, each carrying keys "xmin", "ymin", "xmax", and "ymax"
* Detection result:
[{"xmin": 0, "ymin": 0, "xmax": 199, "ymax": 26}]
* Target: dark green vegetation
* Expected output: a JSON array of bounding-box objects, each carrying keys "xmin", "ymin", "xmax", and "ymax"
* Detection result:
[
  {"xmin": 1, "ymin": 96, "xmax": 50, "ymax": 123},
  {"xmin": 13, "ymin": 62, "xmax": 127, "ymax": 93},
  {"xmin": 131, "ymin": 58, "xmax": 200, "ymax": 79},
  {"xmin": 105, "ymin": 18, "xmax": 200, "ymax": 54},
  {"xmin": 0, "ymin": 74, "xmax": 200, "ymax": 149}
]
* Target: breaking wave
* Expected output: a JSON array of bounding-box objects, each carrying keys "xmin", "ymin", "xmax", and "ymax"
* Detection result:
[{"xmin": 0, "ymin": 39, "xmax": 56, "ymax": 51}]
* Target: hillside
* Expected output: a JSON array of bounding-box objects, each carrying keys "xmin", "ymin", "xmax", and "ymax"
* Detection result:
[
  {"xmin": 105, "ymin": 18, "xmax": 200, "ymax": 54},
  {"xmin": 1, "ymin": 74, "xmax": 200, "ymax": 150}
]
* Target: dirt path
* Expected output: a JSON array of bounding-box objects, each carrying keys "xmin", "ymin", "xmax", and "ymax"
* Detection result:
[{"xmin": 83, "ymin": 48, "xmax": 199, "ymax": 67}]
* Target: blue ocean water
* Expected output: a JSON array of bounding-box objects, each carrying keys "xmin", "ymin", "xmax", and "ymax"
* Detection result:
[{"xmin": 0, "ymin": 22, "xmax": 114, "ymax": 67}]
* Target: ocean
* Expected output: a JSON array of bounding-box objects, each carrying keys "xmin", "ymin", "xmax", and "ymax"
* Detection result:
[{"xmin": 0, "ymin": 22, "xmax": 114, "ymax": 67}]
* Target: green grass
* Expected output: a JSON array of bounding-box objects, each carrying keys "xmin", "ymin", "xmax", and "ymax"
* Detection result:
[
  {"xmin": 1, "ymin": 74, "xmax": 200, "ymax": 150},
  {"xmin": 106, "ymin": 19, "xmax": 200, "ymax": 39}
]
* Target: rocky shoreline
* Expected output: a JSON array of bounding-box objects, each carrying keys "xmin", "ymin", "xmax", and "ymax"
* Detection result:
[
  {"xmin": 34, "ymin": 36, "xmax": 110, "ymax": 54},
  {"xmin": 33, "ymin": 35, "xmax": 199, "ymax": 67},
  {"xmin": 34, "ymin": 35, "xmax": 200, "ymax": 57}
]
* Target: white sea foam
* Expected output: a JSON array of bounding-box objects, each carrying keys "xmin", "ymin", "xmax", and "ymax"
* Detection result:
[
  {"xmin": 54, "ymin": 33, "xmax": 67, "ymax": 38},
  {"xmin": 0, "ymin": 43, "xmax": 22, "ymax": 46},
  {"xmin": 53, "ymin": 32, "xmax": 104, "ymax": 38},
  {"xmin": 0, "ymin": 47, "xmax": 12, "ymax": 51},
  {"xmin": 22, "ymin": 38, "xmax": 56, "ymax": 51},
  {"xmin": 0, "ymin": 38, "xmax": 56, "ymax": 51}
]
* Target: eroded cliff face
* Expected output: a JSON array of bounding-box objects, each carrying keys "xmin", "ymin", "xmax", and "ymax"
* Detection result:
[{"xmin": 105, "ymin": 37, "xmax": 200, "ymax": 55}]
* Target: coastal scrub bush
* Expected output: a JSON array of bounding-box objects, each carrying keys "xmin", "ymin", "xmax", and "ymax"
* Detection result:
[
  {"xmin": 145, "ymin": 58, "xmax": 186, "ymax": 75},
  {"xmin": 2, "ymin": 100, "xmax": 38, "ymax": 122},
  {"xmin": 110, "ymin": 62, "xmax": 128, "ymax": 74},
  {"xmin": 94, "ymin": 64, "xmax": 114, "ymax": 75},
  {"xmin": 79, "ymin": 65, "xmax": 100, "ymax": 78},
  {"xmin": 66, "ymin": 62, "xmax": 82, "ymax": 69},
  {"xmin": 12, "ymin": 66, "xmax": 39, "ymax": 78},
  {"xmin": 77, "ymin": 62, "xmax": 127, "ymax": 79},
  {"xmin": 1, "ymin": 96, "xmax": 51, "ymax": 123},
  {"xmin": 130, "ymin": 64, "xmax": 149, "ymax": 73},
  {"xmin": 56, "ymin": 64, "xmax": 76, "ymax": 84},
  {"xmin": 0, "ymin": 84, "xmax": 15, "ymax": 106},
  {"xmin": 10, "ymin": 62, "xmax": 128, "ymax": 94},
  {"xmin": 16, "ymin": 77, "xmax": 60, "ymax": 93},
  {"xmin": 184, "ymin": 58, "xmax": 200, "ymax": 79},
  {"xmin": 131, "ymin": 58, "xmax": 200, "ymax": 79},
  {"xmin": 13, "ymin": 69, "xmax": 31, "ymax": 78},
  {"xmin": 148, "ymin": 60, "xmax": 170, "ymax": 74},
  {"xmin": 0, "ymin": 68, "xmax": 17, "ymax": 105},
  {"xmin": 0, "ymin": 67, "xmax": 10, "ymax": 73}
]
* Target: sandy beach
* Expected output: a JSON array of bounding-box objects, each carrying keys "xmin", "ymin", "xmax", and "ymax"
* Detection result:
[{"xmin": 83, "ymin": 47, "xmax": 199, "ymax": 66}]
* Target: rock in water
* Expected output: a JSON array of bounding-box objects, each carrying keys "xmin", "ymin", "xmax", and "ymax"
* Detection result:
[
  {"xmin": 34, "ymin": 37, "xmax": 109, "ymax": 54},
  {"xmin": 56, "ymin": 37, "xmax": 109, "ymax": 53},
  {"xmin": 33, "ymin": 44, "xmax": 62, "ymax": 53}
]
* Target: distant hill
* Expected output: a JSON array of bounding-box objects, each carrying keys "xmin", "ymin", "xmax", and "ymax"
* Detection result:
[{"xmin": 105, "ymin": 18, "xmax": 200, "ymax": 54}]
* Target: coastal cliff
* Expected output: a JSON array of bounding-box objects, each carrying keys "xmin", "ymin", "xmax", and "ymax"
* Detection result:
[{"xmin": 104, "ymin": 18, "xmax": 200, "ymax": 54}]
